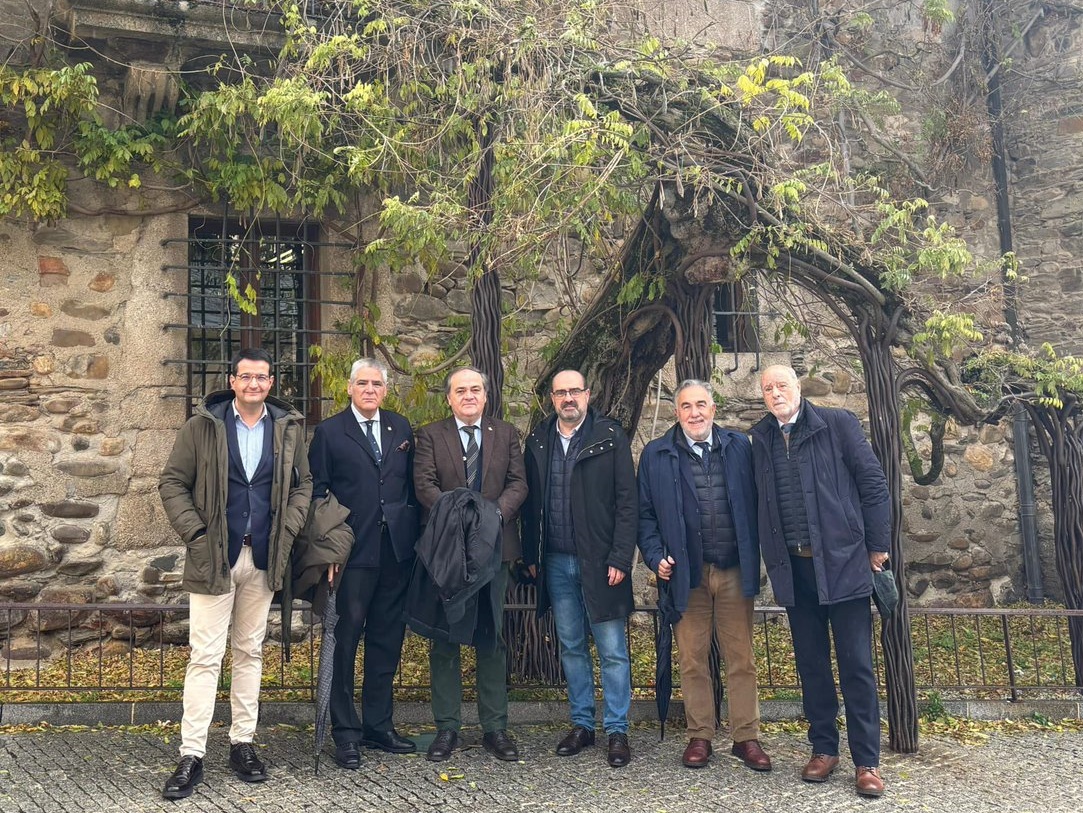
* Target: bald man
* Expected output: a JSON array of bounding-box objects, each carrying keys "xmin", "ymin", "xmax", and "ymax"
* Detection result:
[{"xmin": 750, "ymin": 365, "xmax": 890, "ymax": 798}]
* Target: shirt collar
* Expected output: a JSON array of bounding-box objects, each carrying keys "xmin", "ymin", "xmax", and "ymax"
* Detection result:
[
  {"xmin": 776, "ymin": 404, "xmax": 802, "ymax": 431},
  {"xmin": 557, "ymin": 416, "xmax": 587, "ymax": 440},
  {"xmin": 351, "ymin": 404, "xmax": 381, "ymax": 426},
  {"xmin": 682, "ymin": 427, "xmax": 714, "ymax": 449},
  {"xmin": 455, "ymin": 416, "xmax": 482, "ymax": 432},
  {"xmin": 232, "ymin": 401, "xmax": 267, "ymax": 425}
]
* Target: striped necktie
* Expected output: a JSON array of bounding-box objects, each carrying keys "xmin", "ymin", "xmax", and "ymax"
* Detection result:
[
  {"xmin": 462, "ymin": 425, "xmax": 480, "ymax": 490},
  {"xmin": 365, "ymin": 420, "xmax": 382, "ymax": 465}
]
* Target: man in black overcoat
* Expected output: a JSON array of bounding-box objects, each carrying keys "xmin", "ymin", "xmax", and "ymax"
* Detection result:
[{"xmin": 309, "ymin": 358, "xmax": 419, "ymax": 769}]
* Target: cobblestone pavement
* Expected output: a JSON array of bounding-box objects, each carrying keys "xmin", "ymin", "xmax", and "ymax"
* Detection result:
[{"xmin": 1, "ymin": 723, "xmax": 1080, "ymax": 813}]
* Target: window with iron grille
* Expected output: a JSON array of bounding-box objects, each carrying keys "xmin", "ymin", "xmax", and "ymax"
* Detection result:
[
  {"xmin": 163, "ymin": 214, "xmax": 353, "ymax": 423},
  {"xmin": 713, "ymin": 280, "xmax": 761, "ymax": 355}
]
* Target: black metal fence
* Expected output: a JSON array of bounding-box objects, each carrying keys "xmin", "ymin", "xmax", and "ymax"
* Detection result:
[{"xmin": 2, "ymin": 597, "xmax": 1082, "ymax": 702}]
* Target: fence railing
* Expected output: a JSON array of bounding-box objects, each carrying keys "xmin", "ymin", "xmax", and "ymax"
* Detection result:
[{"xmin": 2, "ymin": 598, "xmax": 1082, "ymax": 702}]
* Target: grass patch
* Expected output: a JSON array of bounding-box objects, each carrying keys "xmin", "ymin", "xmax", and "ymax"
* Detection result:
[{"xmin": 2, "ymin": 604, "xmax": 1080, "ymax": 702}]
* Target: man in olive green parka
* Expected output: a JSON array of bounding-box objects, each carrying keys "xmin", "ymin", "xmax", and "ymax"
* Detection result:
[{"xmin": 158, "ymin": 348, "xmax": 311, "ymax": 799}]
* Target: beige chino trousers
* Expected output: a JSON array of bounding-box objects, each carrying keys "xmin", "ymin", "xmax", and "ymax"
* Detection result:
[{"xmin": 180, "ymin": 547, "xmax": 274, "ymax": 757}]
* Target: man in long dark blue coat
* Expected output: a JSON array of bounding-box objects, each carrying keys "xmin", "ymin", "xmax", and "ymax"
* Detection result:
[{"xmin": 750, "ymin": 365, "xmax": 890, "ymax": 798}]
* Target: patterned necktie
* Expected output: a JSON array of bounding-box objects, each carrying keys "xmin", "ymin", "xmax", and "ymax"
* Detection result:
[
  {"xmin": 365, "ymin": 419, "xmax": 382, "ymax": 465},
  {"xmin": 694, "ymin": 441, "xmax": 711, "ymax": 462},
  {"xmin": 462, "ymin": 425, "xmax": 480, "ymax": 490}
]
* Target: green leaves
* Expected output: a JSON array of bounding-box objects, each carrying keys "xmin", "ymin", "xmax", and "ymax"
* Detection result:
[
  {"xmin": 911, "ymin": 311, "xmax": 984, "ymax": 366},
  {"xmin": 871, "ymin": 195, "xmax": 973, "ymax": 292},
  {"xmin": 616, "ymin": 271, "xmax": 665, "ymax": 306},
  {"xmin": 0, "ymin": 63, "xmax": 107, "ymax": 219}
]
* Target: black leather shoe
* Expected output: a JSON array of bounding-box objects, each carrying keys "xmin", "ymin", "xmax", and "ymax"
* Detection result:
[
  {"xmin": 362, "ymin": 728, "xmax": 416, "ymax": 754},
  {"xmin": 228, "ymin": 742, "xmax": 267, "ymax": 782},
  {"xmin": 482, "ymin": 729, "xmax": 520, "ymax": 762},
  {"xmin": 426, "ymin": 729, "xmax": 461, "ymax": 762},
  {"xmin": 555, "ymin": 726, "xmax": 595, "ymax": 756},
  {"xmin": 334, "ymin": 741, "xmax": 361, "ymax": 770},
  {"xmin": 163, "ymin": 755, "xmax": 203, "ymax": 800},
  {"xmin": 607, "ymin": 732, "xmax": 631, "ymax": 768}
]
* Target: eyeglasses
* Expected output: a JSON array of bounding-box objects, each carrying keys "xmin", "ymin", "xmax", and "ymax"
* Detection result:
[
  {"xmin": 233, "ymin": 373, "xmax": 272, "ymax": 385},
  {"xmin": 552, "ymin": 388, "xmax": 587, "ymax": 399}
]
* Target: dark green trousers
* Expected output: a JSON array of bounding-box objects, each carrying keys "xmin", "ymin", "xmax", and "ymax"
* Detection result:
[{"xmin": 429, "ymin": 564, "xmax": 509, "ymax": 733}]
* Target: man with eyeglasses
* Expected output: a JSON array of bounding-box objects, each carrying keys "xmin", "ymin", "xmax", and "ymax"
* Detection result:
[
  {"xmin": 159, "ymin": 348, "xmax": 312, "ymax": 799},
  {"xmin": 308, "ymin": 358, "xmax": 418, "ymax": 768},
  {"xmin": 522, "ymin": 370, "xmax": 637, "ymax": 767}
]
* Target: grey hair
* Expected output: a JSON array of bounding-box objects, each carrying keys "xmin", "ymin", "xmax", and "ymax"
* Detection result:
[
  {"xmin": 349, "ymin": 357, "xmax": 390, "ymax": 385},
  {"xmin": 444, "ymin": 366, "xmax": 490, "ymax": 396},
  {"xmin": 675, "ymin": 378, "xmax": 714, "ymax": 400},
  {"xmin": 760, "ymin": 364, "xmax": 800, "ymax": 385}
]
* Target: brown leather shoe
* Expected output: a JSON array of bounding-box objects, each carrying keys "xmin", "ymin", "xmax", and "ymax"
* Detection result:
[
  {"xmin": 607, "ymin": 733, "xmax": 631, "ymax": 768},
  {"xmin": 856, "ymin": 766, "xmax": 884, "ymax": 797},
  {"xmin": 731, "ymin": 739, "xmax": 772, "ymax": 772},
  {"xmin": 801, "ymin": 753, "xmax": 840, "ymax": 782},
  {"xmin": 681, "ymin": 738, "xmax": 713, "ymax": 768},
  {"xmin": 555, "ymin": 726, "xmax": 595, "ymax": 756}
]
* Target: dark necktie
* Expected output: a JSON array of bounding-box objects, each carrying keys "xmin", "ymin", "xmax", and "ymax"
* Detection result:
[
  {"xmin": 365, "ymin": 419, "xmax": 382, "ymax": 465},
  {"xmin": 694, "ymin": 441, "xmax": 713, "ymax": 485},
  {"xmin": 781, "ymin": 423, "xmax": 793, "ymax": 449},
  {"xmin": 462, "ymin": 425, "xmax": 479, "ymax": 490}
]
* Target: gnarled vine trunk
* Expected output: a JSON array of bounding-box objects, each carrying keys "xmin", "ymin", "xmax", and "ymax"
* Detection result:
[
  {"xmin": 1021, "ymin": 399, "xmax": 1083, "ymax": 686},
  {"xmin": 468, "ymin": 114, "xmax": 505, "ymax": 416},
  {"xmin": 538, "ymin": 192, "xmax": 684, "ymax": 426},
  {"xmin": 855, "ymin": 315, "xmax": 919, "ymax": 754}
]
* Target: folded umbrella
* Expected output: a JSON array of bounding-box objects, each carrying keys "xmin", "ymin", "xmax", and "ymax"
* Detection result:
[
  {"xmin": 313, "ymin": 584, "xmax": 338, "ymax": 775},
  {"xmin": 872, "ymin": 561, "xmax": 900, "ymax": 620},
  {"xmin": 655, "ymin": 623, "xmax": 674, "ymax": 739},
  {"xmin": 654, "ymin": 569, "xmax": 679, "ymax": 741},
  {"xmin": 709, "ymin": 635, "xmax": 724, "ymax": 728}
]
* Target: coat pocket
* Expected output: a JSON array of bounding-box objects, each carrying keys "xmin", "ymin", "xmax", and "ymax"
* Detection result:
[{"xmin": 184, "ymin": 535, "xmax": 213, "ymax": 586}]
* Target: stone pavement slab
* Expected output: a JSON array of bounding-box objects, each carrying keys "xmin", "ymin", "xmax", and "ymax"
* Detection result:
[{"xmin": 1, "ymin": 723, "xmax": 1080, "ymax": 813}]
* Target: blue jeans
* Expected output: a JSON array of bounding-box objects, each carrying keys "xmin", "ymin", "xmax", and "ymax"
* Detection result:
[{"xmin": 545, "ymin": 552, "xmax": 631, "ymax": 734}]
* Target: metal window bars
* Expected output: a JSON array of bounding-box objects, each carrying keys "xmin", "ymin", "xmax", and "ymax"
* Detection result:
[{"xmin": 160, "ymin": 211, "xmax": 357, "ymax": 423}]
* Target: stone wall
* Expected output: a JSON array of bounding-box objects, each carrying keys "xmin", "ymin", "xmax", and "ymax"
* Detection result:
[
  {"xmin": 0, "ymin": 194, "xmax": 194, "ymax": 657},
  {"xmin": 624, "ymin": 0, "xmax": 764, "ymax": 51},
  {"xmin": 1001, "ymin": 3, "xmax": 1083, "ymax": 354}
]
